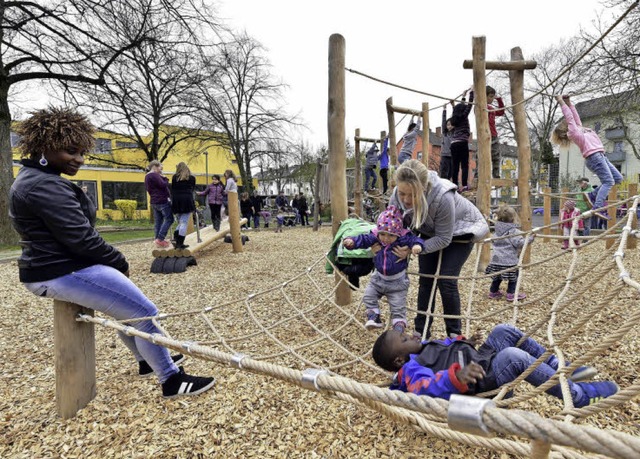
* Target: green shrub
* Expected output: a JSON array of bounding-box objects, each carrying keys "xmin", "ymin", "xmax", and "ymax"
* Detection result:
[{"xmin": 114, "ymin": 199, "xmax": 138, "ymax": 220}]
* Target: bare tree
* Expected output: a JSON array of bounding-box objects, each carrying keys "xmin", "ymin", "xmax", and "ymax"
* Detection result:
[
  {"xmin": 194, "ymin": 33, "xmax": 300, "ymax": 192},
  {"xmin": 58, "ymin": 0, "xmax": 223, "ymax": 168},
  {"xmin": 0, "ymin": 0, "xmax": 196, "ymax": 244}
]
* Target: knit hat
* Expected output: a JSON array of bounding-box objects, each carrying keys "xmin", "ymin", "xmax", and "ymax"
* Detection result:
[
  {"xmin": 374, "ymin": 205, "xmax": 408, "ymax": 237},
  {"xmin": 564, "ymin": 200, "xmax": 576, "ymax": 211}
]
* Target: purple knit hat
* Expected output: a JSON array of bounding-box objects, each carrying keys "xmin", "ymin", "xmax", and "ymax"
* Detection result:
[
  {"xmin": 564, "ymin": 200, "xmax": 576, "ymax": 211},
  {"xmin": 374, "ymin": 205, "xmax": 408, "ymax": 237}
]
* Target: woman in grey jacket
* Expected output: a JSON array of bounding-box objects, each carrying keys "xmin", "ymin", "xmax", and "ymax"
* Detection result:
[{"xmin": 389, "ymin": 160, "xmax": 489, "ymax": 339}]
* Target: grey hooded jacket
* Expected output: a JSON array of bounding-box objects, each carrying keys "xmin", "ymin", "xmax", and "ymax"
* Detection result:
[
  {"xmin": 390, "ymin": 171, "xmax": 489, "ymax": 254},
  {"xmin": 489, "ymin": 221, "xmax": 534, "ymax": 266}
]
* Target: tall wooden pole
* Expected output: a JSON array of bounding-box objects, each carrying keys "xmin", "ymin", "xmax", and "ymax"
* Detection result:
[
  {"xmin": 543, "ymin": 187, "xmax": 551, "ymax": 243},
  {"xmin": 471, "ymin": 36, "xmax": 491, "ymax": 271},
  {"xmin": 421, "ymin": 102, "xmax": 430, "ymax": 167},
  {"xmin": 606, "ymin": 186, "xmax": 618, "ymax": 249},
  {"xmin": 628, "ymin": 183, "xmax": 638, "ymax": 250},
  {"xmin": 227, "ymin": 190, "xmax": 243, "ymax": 253},
  {"xmin": 54, "ymin": 301, "xmax": 95, "ymax": 419},
  {"xmin": 354, "ymin": 128, "xmax": 363, "ymax": 216},
  {"xmin": 386, "ymin": 97, "xmax": 397, "ymax": 167},
  {"xmin": 313, "ymin": 159, "xmax": 322, "ymax": 231},
  {"xmin": 509, "ymin": 47, "xmax": 533, "ymax": 263},
  {"xmin": 328, "ymin": 34, "xmax": 351, "ymax": 306}
]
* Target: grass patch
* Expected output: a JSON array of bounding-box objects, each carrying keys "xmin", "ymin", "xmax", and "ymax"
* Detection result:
[
  {"xmin": 100, "ymin": 229, "xmax": 154, "ymax": 244},
  {"xmin": 96, "ymin": 218, "xmax": 153, "ymax": 229}
]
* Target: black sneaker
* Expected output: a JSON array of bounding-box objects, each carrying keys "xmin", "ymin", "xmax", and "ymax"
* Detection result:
[
  {"xmin": 139, "ymin": 354, "xmax": 186, "ymax": 378},
  {"xmin": 162, "ymin": 367, "xmax": 216, "ymax": 398},
  {"xmin": 364, "ymin": 311, "xmax": 383, "ymax": 330}
]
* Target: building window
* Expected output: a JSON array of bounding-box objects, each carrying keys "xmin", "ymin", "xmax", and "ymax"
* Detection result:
[
  {"xmin": 94, "ymin": 138, "xmax": 112, "ymax": 154},
  {"xmin": 101, "ymin": 181, "xmax": 148, "ymax": 210},
  {"xmin": 73, "ymin": 181, "xmax": 98, "ymax": 208},
  {"xmin": 10, "ymin": 132, "xmax": 21, "ymax": 147},
  {"xmin": 115, "ymin": 141, "xmax": 138, "ymax": 150}
]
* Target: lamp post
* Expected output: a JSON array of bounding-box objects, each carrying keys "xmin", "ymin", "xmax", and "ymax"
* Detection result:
[{"xmin": 204, "ymin": 151, "xmax": 209, "ymax": 184}]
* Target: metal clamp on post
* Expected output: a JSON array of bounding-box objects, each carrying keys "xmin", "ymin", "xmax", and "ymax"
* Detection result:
[
  {"xmin": 230, "ymin": 353, "xmax": 247, "ymax": 369},
  {"xmin": 447, "ymin": 394, "xmax": 496, "ymax": 437},
  {"xmin": 301, "ymin": 368, "xmax": 327, "ymax": 391},
  {"xmin": 181, "ymin": 340, "xmax": 196, "ymax": 353}
]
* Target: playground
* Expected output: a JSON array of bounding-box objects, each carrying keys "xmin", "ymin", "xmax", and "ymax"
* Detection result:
[{"xmin": 2, "ymin": 207, "xmax": 640, "ymax": 457}]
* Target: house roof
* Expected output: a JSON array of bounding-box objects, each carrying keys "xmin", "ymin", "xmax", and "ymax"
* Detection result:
[{"xmin": 574, "ymin": 89, "xmax": 640, "ymax": 119}]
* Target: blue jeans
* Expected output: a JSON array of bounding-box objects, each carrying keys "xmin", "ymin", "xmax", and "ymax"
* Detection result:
[
  {"xmin": 175, "ymin": 212, "xmax": 190, "ymax": 237},
  {"xmin": 152, "ymin": 202, "xmax": 174, "ymax": 240},
  {"xmin": 584, "ymin": 152, "xmax": 623, "ymax": 210},
  {"xmin": 487, "ymin": 324, "xmax": 586, "ymax": 404},
  {"xmin": 364, "ymin": 167, "xmax": 377, "ymax": 190},
  {"xmin": 23, "ymin": 265, "xmax": 179, "ymax": 383}
]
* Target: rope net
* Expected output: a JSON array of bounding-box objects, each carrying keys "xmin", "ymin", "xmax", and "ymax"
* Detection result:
[{"xmin": 80, "ymin": 194, "xmax": 640, "ymax": 458}]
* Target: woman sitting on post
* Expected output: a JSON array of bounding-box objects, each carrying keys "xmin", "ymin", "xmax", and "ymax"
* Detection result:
[{"xmin": 9, "ymin": 107, "xmax": 215, "ymax": 398}]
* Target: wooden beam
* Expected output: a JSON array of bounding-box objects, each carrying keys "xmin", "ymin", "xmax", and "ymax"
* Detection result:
[
  {"xmin": 386, "ymin": 97, "xmax": 398, "ymax": 167},
  {"xmin": 386, "ymin": 103, "xmax": 425, "ymax": 116},
  {"xmin": 54, "ymin": 301, "xmax": 95, "ymax": 419},
  {"xmin": 354, "ymin": 128, "xmax": 363, "ymax": 217},
  {"xmin": 151, "ymin": 219, "xmax": 248, "ymax": 257},
  {"xmin": 471, "ymin": 36, "xmax": 491, "ymax": 271},
  {"xmin": 354, "ymin": 136, "xmax": 381, "ymax": 143},
  {"xmin": 509, "ymin": 46, "xmax": 533, "ymax": 263},
  {"xmin": 328, "ymin": 34, "xmax": 351, "ymax": 306},
  {"xmin": 628, "ymin": 183, "xmax": 637, "ymax": 250},
  {"xmin": 543, "ymin": 187, "xmax": 551, "ymax": 243},
  {"xmin": 606, "ymin": 186, "xmax": 617, "ymax": 249},
  {"xmin": 463, "ymin": 60, "xmax": 537, "ymax": 70},
  {"xmin": 421, "ymin": 102, "xmax": 429, "ymax": 167}
]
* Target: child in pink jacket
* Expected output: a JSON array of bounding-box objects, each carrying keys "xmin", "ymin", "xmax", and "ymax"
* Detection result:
[{"xmin": 560, "ymin": 200, "xmax": 584, "ymax": 249}]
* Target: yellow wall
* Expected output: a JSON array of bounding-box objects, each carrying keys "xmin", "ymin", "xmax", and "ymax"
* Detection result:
[{"xmin": 11, "ymin": 124, "xmax": 256, "ymax": 219}]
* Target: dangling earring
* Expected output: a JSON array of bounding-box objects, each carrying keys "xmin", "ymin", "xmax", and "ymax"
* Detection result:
[{"xmin": 39, "ymin": 154, "xmax": 48, "ymax": 166}]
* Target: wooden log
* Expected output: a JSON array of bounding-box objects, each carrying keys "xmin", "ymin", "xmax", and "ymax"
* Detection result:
[
  {"xmin": 463, "ymin": 60, "xmax": 537, "ymax": 70},
  {"xmin": 529, "ymin": 439, "xmax": 551, "ymax": 459},
  {"xmin": 543, "ymin": 187, "xmax": 551, "ymax": 243},
  {"xmin": 353, "ymin": 136, "xmax": 381, "ymax": 143},
  {"xmin": 386, "ymin": 97, "xmax": 398, "ymax": 167},
  {"xmin": 328, "ymin": 34, "xmax": 351, "ymax": 306},
  {"xmin": 628, "ymin": 183, "xmax": 637, "ymax": 250},
  {"xmin": 509, "ymin": 46, "xmax": 533, "ymax": 263},
  {"xmin": 386, "ymin": 103, "xmax": 425, "ymax": 117},
  {"xmin": 313, "ymin": 159, "xmax": 322, "ymax": 231},
  {"xmin": 227, "ymin": 190, "xmax": 243, "ymax": 253},
  {"xmin": 354, "ymin": 128, "xmax": 363, "ymax": 217},
  {"xmin": 421, "ymin": 102, "xmax": 429, "ymax": 167},
  {"xmin": 471, "ymin": 36, "xmax": 491, "ymax": 271},
  {"xmin": 54, "ymin": 300, "xmax": 96, "ymax": 419},
  {"xmin": 151, "ymin": 219, "xmax": 248, "ymax": 257},
  {"xmin": 606, "ymin": 186, "xmax": 617, "ymax": 249},
  {"xmin": 491, "ymin": 178, "xmax": 517, "ymax": 188}
]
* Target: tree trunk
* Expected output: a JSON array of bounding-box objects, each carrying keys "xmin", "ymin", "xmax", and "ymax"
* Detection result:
[{"xmin": 0, "ymin": 79, "xmax": 19, "ymax": 245}]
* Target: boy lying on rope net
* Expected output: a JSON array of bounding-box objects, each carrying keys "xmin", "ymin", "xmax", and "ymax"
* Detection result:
[{"xmin": 372, "ymin": 324, "xmax": 618, "ymax": 408}]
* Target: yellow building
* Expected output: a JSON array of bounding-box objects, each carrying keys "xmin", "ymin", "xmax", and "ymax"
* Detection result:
[{"xmin": 11, "ymin": 125, "xmax": 252, "ymax": 219}]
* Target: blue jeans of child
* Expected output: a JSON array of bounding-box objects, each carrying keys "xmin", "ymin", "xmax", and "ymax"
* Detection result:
[
  {"xmin": 487, "ymin": 324, "xmax": 586, "ymax": 403},
  {"xmin": 585, "ymin": 152, "xmax": 623, "ymax": 210},
  {"xmin": 23, "ymin": 265, "xmax": 179, "ymax": 384},
  {"xmin": 175, "ymin": 212, "xmax": 191, "ymax": 237},
  {"xmin": 364, "ymin": 167, "xmax": 377, "ymax": 190},
  {"xmin": 152, "ymin": 202, "xmax": 174, "ymax": 240}
]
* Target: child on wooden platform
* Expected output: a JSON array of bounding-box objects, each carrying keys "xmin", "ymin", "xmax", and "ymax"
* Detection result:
[
  {"xmin": 486, "ymin": 205, "xmax": 534, "ymax": 301},
  {"xmin": 342, "ymin": 205, "xmax": 425, "ymax": 333},
  {"xmin": 372, "ymin": 324, "xmax": 615, "ymax": 408}
]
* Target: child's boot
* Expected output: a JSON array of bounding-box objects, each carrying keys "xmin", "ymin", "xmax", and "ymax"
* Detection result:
[
  {"xmin": 392, "ymin": 320, "xmax": 406, "ymax": 334},
  {"xmin": 364, "ymin": 310, "xmax": 383, "ymax": 330},
  {"xmin": 573, "ymin": 381, "xmax": 619, "ymax": 408},
  {"xmin": 561, "ymin": 240, "xmax": 569, "ymax": 250},
  {"xmin": 487, "ymin": 290, "xmax": 503, "ymax": 300}
]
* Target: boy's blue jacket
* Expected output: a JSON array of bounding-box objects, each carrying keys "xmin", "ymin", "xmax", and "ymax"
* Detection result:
[
  {"xmin": 349, "ymin": 232, "xmax": 424, "ymax": 276},
  {"xmin": 390, "ymin": 337, "xmax": 496, "ymax": 399}
]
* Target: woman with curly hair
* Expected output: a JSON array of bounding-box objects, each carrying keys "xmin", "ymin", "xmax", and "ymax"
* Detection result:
[{"xmin": 9, "ymin": 107, "xmax": 215, "ymax": 398}]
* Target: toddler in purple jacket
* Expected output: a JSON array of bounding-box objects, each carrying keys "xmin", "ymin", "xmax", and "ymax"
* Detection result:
[{"xmin": 343, "ymin": 205, "xmax": 424, "ymax": 333}]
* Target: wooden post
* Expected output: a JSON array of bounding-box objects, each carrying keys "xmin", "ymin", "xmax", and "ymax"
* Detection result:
[
  {"xmin": 186, "ymin": 213, "xmax": 195, "ymax": 235},
  {"xmin": 509, "ymin": 47, "xmax": 533, "ymax": 263},
  {"xmin": 313, "ymin": 160, "xmax": 322, "ymax": 231},
  {"xmin": 227, "ymin": 190, "xmax": 243, "ymax": 253},
  {"xmin": 328, "ymin": 34, "xmax": 351, "ymax": 306},
  {"xmin": 354, "ymin": 128, "xmax": 363, "ymax": 217},
  {"xmin": 386, "ymin": 97, "xmax": 397, "ymax": 167},
  {"xmin": 606, "ymin": 186, "xmax": 617, "ymax": 249},
  {"xmin": 471, "ymin": 36, "xmax": 491, "ymax": 271},
  {"xmin": 543, "ymin": 187, "xmax": 551, "ymax": 243},
  {"xmin": 628, "ymin": 183, "xmax": 637, "ymax": 249},
  {"xmin": 530, "ymin": 440, "xmax": 551, "ymax": 459},
  {"xmin": 421, "ymin": 102, "xmax": 429, "ymax": 166},
  {"xmin": 54, "ymin": 301, "xmax": 96, "ymax": 419}
]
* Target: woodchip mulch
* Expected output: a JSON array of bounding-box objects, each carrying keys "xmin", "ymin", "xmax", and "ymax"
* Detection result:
[{"xmin": 1, "ymin": 225, "xmax": 639, "ymax": 458}]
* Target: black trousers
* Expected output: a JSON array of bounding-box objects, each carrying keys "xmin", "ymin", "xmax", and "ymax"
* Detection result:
[
  {"xmin": 439, "ymin": 156, "xmax": 452, "ymax": 180},
  {"xmin": 450, "ymin": 141, "xmax": 469, "ymax": 187},
  {"xmin": 209, "ymin": 203, "xmax": 222, "ymax": 231},
  {"xmin": 380, "ymin": 168, "xmax": 389, "ymax": 193},
  {"xmin": 415, "ymin": 240, "xmax": 474, "ymax": 338}
]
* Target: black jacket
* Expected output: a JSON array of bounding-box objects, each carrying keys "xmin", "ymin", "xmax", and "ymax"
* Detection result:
[
  {"xmin": 9, "ymin": 160, "xmax": 129, "ymax": 282},
  {"xmin": 171, "ymin": 175, "xmax": 196, "ymax": 214}
]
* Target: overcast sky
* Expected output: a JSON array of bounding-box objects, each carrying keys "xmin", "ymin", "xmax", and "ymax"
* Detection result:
[{"xmin": 218, "ymin": 0, "xmax": 610, "ymax": 150}]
